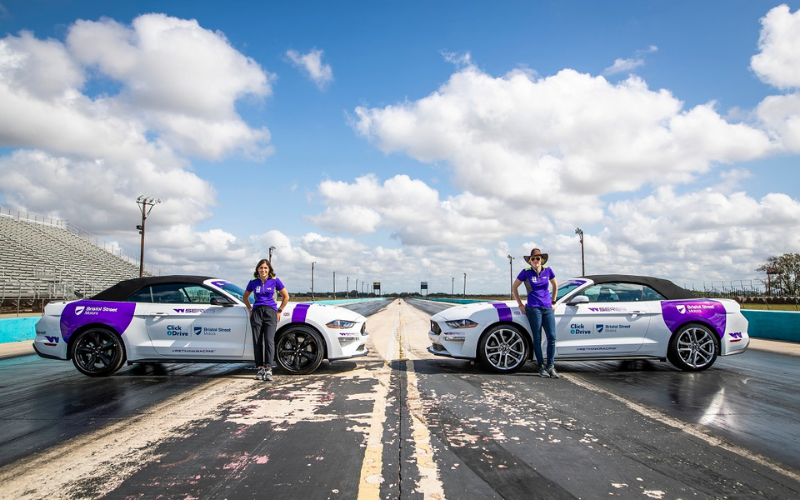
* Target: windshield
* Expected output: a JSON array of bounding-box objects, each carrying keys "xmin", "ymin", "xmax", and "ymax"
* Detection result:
[
  {"xmin": 556, "ymin": 279, "xmax": 587, "ymax": 302},
  {"xmin": 209, "ymin": 280, "xmax": 248, "ymax": 303}
]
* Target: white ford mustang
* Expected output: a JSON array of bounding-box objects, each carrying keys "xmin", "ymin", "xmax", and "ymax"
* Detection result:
[
  {"xmin": 33, "ymin": 275, "xmax": 369, "ymax": 376},
  {"xmin": 428, "ymin": 275, "xmax": 749, "ymax": 373}
]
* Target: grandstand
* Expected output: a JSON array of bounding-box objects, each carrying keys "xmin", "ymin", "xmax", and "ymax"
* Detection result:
[{"xmin": 1, "ymin": 207, "xmax": 158, "ymax": 313}]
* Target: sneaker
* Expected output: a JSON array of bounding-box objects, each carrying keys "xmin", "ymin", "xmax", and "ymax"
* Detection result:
[
  {"xmin": 264, "ymin": 369, "xmax": 273, "ymax": 382},
  {"xmin": 538, "ymin": 366, "xmax": 550, "ymax": 378},
  {"xmin": 547, "ymin": 366, "xmax": 559, "ymax": 379},
  {"xmin": 255, "ymin": 368, "xmax": 265, "ymax": 380}
]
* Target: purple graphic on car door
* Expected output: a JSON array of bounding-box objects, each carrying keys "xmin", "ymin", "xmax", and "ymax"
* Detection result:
[{"xmin": 60, "ymin": 301, "xmax": 137, "ymax": 341}]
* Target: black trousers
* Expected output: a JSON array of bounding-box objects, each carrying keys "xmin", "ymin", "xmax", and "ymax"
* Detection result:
[{"xmin": 250, "ymin": 306, "xmax": 277, "ymax": 368}]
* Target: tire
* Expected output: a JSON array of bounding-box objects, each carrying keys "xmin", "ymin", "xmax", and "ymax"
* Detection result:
[
  {"xmin": 477, "ymin": 324, "xmax": 529, "ymax": 373},
  {"xmin": 70, "ymin": 327, "xmax": 125, "ymax": 377},
  {"xmin": 275, "ymin": 326, "xmax": 325, "ymax": 375},
  {"xmin": 667, "ymin": 323, "xmax": 719, "ymax": 371}
]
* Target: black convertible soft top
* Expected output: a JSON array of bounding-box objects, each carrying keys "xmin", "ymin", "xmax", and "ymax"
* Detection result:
[
  {"xmin": 582, "ymin": 274, "xmax": 697, "ymax": 300},
  {"xmin": 91, "ymin": 275, "xmax": 217, "ymax": 301}
]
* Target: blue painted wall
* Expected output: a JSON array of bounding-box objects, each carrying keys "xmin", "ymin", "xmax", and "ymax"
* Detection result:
[
  {"xmin": 741, "ymin": 310, "xmax": 800, "ymax": 342},
  {"xmin": 0, "ymin": 317, "xmax": 38, "ymax": 343}
]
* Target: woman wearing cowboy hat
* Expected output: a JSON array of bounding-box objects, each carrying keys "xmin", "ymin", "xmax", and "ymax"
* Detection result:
[{"xmin": 512, "ymin": 248, "xmax": 559, "ymax": 378}]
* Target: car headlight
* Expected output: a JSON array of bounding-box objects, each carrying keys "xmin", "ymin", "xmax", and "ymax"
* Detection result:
[
  {"xmin": 445, "ymin": 319, "xmax": 478, "ymax": 329},
  {"xmin": 327, "ymin": 319, "xmax": 357, "ymax": 329}
]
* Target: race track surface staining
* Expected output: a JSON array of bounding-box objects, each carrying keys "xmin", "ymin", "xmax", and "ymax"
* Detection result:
[{"xmin": 0, "ymin": 299, "xmax": 799, "ymax": 499}]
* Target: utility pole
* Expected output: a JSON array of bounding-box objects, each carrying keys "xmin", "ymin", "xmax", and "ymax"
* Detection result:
[
  {"xmin": 311, "ymin": 262, "xmax": 316, "ymax": 301},
  {"xmin": 463, "ymin": 273, "xmax": 467, "ymax": 298},
  {"xmin": 136, "ymin": 196, "xmax": 161, "ymax": 277}
]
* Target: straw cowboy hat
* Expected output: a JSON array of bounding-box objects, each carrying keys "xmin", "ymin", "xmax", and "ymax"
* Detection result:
[{"xmin": 523, "ymin": 248, "xmax": 549, "ymax": 265}]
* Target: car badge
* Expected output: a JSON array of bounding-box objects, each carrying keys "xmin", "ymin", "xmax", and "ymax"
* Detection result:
[
  {"xmin": 677, "ymin": 305, "xmax": 686, "ymax": 314},
  {"xmin": 194, "ymin": 327, "xmax": 202, "ymax": 336},
  {"xmin": 75, "ymin": 306, "xmax": 85, "ymax": 315}
]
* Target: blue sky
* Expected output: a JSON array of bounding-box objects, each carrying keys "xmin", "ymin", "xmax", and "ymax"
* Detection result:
[{"xmin": 1, "ymin": 0, "xmax": 799, "ymax": 294}]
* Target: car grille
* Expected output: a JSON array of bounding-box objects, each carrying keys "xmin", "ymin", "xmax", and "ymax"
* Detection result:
[{"xmin": 431, "ymin": 321, "xmax": 441, "ymax": 334}]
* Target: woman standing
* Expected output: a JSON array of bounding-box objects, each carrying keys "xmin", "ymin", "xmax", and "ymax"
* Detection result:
[
  {"xmin": 243, "ymin": 259, "xmax": 290, "ymax": 381},
  {"xmin": 512, "ymin": 248, "xmax": 559, "ymax": 378}
]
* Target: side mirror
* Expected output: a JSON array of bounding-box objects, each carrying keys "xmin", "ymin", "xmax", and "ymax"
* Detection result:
[
  {"xmin": 567, "ymin": 295, "xmax": 590, "ymax": 306},
  {"xmin": 210, "ymin": 297, "xmax": 234, "ymax": 307}
]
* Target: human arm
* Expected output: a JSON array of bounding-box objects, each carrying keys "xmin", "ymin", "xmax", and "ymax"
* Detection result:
[
  {"xmin": 512, "ymin": 278, "xmax": 526, "ymax": 315},
  {"xmin": 277, "ymin": 288, "xmax": 290, "ymax": 318},
  {"xmin": 550, "ymin": 277, "xmax": 558, "ymax": 307},
  {"xmin": 242, "ymin": 290, "xmax": 253, "ymax": 315}
]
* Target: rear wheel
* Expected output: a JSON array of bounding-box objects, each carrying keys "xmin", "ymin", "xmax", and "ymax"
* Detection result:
[
  {"xmin": 70, "ymin": 327, "xmax": 125, "ymax": 377},
  {"xmin": 275, "ymin": 326, "xmax": 325, "ymax": 375},
  {"xmin": 477, "ymin": 325, "xmax": 529, "ymax": 373},
  {"xmin": 668, "ymin": 323, "xmax": 719, "ymax": 371}
]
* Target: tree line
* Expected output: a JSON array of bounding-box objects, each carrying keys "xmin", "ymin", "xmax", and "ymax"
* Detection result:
[{"xmin": 757, "ymin": 253, "xmax": 800, "ymax": 296}]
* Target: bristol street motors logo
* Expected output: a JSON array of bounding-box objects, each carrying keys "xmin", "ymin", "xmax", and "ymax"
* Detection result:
[
  {"xmin": 596, "ymin": 324, "xmax": 604, "ymax": 333},
  {"xmin": 75, "ymin": 306, "xmax": 85, "ymax": 315},
  {"xmin": 194, "ymin": 327, "xmax": 202, "ymax": 336},
  {"xmin": 677, "ymin": 305, "xmax": 687, "ymax": 314}
]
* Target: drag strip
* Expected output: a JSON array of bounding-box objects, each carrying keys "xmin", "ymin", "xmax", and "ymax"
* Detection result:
[{"xmin": 0, "ymin": 301, "xmax": 798, "ymax": 499}]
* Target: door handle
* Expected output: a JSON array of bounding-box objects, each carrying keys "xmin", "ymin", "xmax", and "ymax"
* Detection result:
[{"xmin": 150, "ymin": 312, "xmax": 170, "ymax": 317}]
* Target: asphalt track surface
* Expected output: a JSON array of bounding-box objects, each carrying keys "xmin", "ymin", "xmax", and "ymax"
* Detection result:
[{"xmin": 0, "ymin": 300, "xmax": 798, "ymax": 499}]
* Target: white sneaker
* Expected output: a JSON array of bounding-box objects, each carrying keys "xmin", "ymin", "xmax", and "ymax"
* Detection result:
[
  {"xmin": 255, "ymin": 368, "xmax": 265, "ymax": 380},
  {"xmin": 547, "ymin": 366, "xmax": 559, "ymax": 379}
]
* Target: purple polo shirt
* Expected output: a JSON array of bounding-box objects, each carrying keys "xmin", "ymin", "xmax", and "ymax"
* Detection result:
[
  {"xmin": 517, "ymin": 266, "xmax": 556, "ymax": 308},
  {"xmin": 246, "ymin": 277, "xmax": 285, "ymax": 309}
]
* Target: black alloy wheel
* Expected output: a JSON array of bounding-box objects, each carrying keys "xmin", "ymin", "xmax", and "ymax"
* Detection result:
[
  {"xmin": 70, "ymin": 327, "xmax": 126, "ymax": 377},
  {"xmin": 275, "ymin": 326, "xmax": 325, "ymax": 375}
]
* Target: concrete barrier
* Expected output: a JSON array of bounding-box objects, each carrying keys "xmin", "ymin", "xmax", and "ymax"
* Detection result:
[
  {"xmin": 0, "ymin": 317, "xmax": 38, "ymax": 343},
  {"xmin": 741, "ymin": 310, "xmax": 800, "ymax": 342}
]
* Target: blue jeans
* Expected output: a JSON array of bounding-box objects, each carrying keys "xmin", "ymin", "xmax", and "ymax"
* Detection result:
[{"xmin": 526, "ymin": 306, "xmax": 556, "ymax": 367}]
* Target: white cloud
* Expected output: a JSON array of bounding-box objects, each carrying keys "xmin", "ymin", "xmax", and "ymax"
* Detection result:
[
  {"xmin": 604, "ymin": 57, "xmax": 644, "ymax": 75},
  {"xmin": 0, "ymin": 14, "xmax": 273, "ymax": 241},
  {"xmin": 604, "ymin": 45, "xmax": 657, "ymax": 75},
  {"xmin": 751, "ymin": 4, "xmax": 800, "ymax": 89},
  {"xmin": 286, "ymin": 48, "xmax": 333, "ymax": 90},
  {"xmin": 310, "ymin": 174, "xmax": 555, "ymax": 248},
  {"xmin": 354, "ymin": 66, "xmax": 774, "ymax": 208}
]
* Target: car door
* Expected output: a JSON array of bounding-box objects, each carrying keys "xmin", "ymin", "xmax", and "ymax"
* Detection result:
[
  {"xmin": 555, "ymin": 282, "xmax": 656, "ymax": 356},
  {"xmin": 138, "ymin": 283, "xmax": 248, "ymax": 358}
]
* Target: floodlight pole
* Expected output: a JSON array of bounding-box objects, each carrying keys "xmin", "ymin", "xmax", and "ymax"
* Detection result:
[
  {"xmin": 136, "ymin": 196, "xmax": 161, "ymax": 277},
  {"xmin": 463, "ymin": 273, "xmax": 467, "ymax": 298},
  {"xmin": 311, "ymin": 262, "xmax": 316, "ymax": 301},
  {"xmin": 269, "ymin": 246, "xmax": 276, "ymax": 264},
  {"xmin": 575, "ymin": 227, "xmax": 585, "ymax": 276},
  {"xmin": 507, "ymin": 254, "xmax": 514, "ymax": 298}
]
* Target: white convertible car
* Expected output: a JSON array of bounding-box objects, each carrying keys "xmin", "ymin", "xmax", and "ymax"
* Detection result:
[
  {"xmin": 33, "ymin": 276, "xmax": 369, "ymax": 376},
  {"xmin": 428, "ymin": 275, "xmax": 749, "ymax": 373}
]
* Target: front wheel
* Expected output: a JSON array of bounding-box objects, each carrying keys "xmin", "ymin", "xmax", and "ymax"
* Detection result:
[
  {"xmin": 70, "ymin": 327, "xmax": 125, "ymax": 377},
  {"xmin": 477, "ymin": 325, "xmax": 529, "ymax": 373},
  {"xmin": 275, "ymin": 326, "xmax": 325, "ymax": 375},
  {"xmin": 668, "ymin": 323, "xmax": 719, "ymax": 371}
]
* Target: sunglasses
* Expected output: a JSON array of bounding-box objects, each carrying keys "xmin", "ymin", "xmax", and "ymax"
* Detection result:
[{"xmin": 531, "ymin": 256, "xmax": 542, "ymax": 261}]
